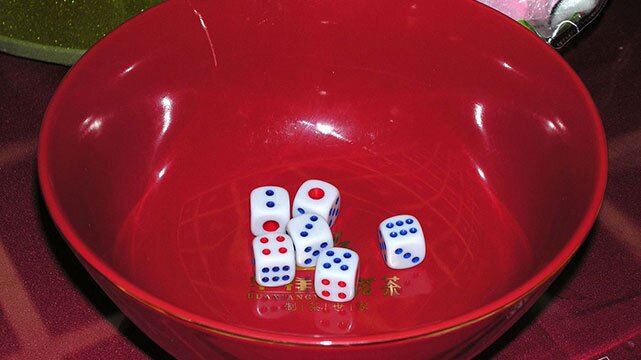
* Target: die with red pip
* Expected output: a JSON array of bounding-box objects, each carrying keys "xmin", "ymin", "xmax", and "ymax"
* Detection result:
[
  {"xmin": 292, "ymin": 180, "xmax": 341, "ymax": 227},
  {"xmin": 250, "ymin": 186, "xmax": 290, "ymax": 236},
  {"xmin": 252, "ymin": 233, "xmax": 295, "ymax": 287},
  {"xmin": 314, "ymin": 248, "xmax": 359, "ymax": 302}
]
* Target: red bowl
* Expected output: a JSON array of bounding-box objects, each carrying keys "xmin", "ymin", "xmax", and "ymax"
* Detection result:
[{"xmin": 38, "ymin": 0, "xmax": 607, "ymax": 358}]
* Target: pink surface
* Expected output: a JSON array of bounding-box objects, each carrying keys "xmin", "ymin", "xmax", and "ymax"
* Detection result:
[{"xmin": 477, "ymin": 0, "xmax": 530, "ymax": 20}]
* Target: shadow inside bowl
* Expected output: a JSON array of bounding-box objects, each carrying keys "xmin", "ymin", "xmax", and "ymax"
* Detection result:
[{"xmin": 36, "ymin": 177, "xmax": 174, "ymax": 359}]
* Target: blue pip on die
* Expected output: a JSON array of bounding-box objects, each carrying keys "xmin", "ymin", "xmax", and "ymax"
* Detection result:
[{"xmin": 378, "ymin": 215, "xmax": 426, "ymax": 269}]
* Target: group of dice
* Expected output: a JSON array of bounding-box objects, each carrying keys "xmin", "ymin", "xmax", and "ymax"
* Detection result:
[{"xmin": 250, "ymin": 179, "xmax": 426, "ymax": 303}]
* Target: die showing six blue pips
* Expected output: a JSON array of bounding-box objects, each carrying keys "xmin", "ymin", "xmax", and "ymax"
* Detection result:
[
  {"xmin": 250, "ymin": 179, "xmax": 426, "ymax": 302},
  {"xmin": 377, "ymin": 215, "xmax": 426, "ymax": 269}
]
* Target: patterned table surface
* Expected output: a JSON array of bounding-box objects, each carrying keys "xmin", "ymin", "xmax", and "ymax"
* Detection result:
[{"xmin": 1, "ymin": 0, "xmax": 640, "ymax": 358}]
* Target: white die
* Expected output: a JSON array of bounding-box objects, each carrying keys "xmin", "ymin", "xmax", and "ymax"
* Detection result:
[
  {"xmin": 250, "ymin": 186, "xmax": 290, "ymax": 236},
  {"xmin": 286, "ymin": 213, "xmax": 333, "ymax": 267},
  {"xmin": 378, "ymin": 215, "xmax": 426, "ymax": 269},
  {"xmin": 292, "ymin": 180, "xmax": 341, "ymax": 227},
  {"xmin": 314, "ymin": 248, "xmax": 359, "ymax": 302},
  {"xmin": 252, "ymin": 234, "xmax": 295, "ymax": 287}
]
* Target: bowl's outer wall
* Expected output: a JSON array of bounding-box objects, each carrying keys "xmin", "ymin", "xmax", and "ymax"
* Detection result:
[{"xmin": 84, "ymin": 257, "xmax": 551, "ymax": 359}]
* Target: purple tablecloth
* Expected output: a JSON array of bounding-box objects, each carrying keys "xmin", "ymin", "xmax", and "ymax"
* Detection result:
[{"xmin": 1, "ymin": 0, "xmax": 640, "ymax": 358}]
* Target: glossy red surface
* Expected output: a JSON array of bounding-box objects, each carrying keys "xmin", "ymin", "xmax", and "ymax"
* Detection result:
[{"xmin": 37, "ymin": 0, "xmax": 606, "ymax": 358}]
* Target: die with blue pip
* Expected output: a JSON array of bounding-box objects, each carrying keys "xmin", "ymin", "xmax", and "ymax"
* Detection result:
[
  {"xmin": 378, "ymin": 215, "xmax": 426, "ymax": 269},
  {"xmin": 286, "ymin": 213, "xmax": 334, "ymax": 267},
  {"xmin": 250, "ymin": 186, "xmax": 290, "ymax": 236}
]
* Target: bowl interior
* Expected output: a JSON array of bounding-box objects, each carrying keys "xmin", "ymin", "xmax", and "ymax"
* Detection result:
[{"xmin": 39, "ymin": 0, "xmax": 605, "ymax": 343}]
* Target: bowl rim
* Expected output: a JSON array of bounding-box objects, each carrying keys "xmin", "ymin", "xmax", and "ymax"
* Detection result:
[{"xmin": 37, "ymin": 0, "xmax": 608, "ymax": 347}]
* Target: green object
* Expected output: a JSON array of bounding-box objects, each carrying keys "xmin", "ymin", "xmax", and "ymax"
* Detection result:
[
  {"xmin": 517, "ymin": 19, "xmax": 539, "ymax": 36},
  {"xmin": 0, "ymin": 0, "xmax": 163, "ymax": 65}
]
